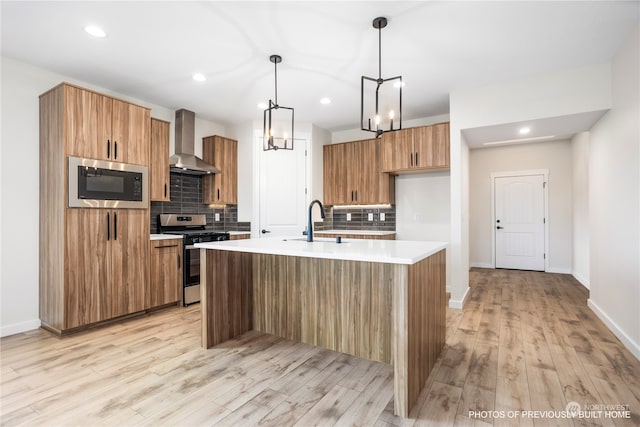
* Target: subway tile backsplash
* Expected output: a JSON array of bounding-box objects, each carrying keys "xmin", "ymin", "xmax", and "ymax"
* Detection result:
[
  {"xmin": 150, "ymin": 172, "xmax": 250, "ymax": 233},
  {"xmin": 315, "ymin": 205, "xmax": 396, "ymax": 231}
]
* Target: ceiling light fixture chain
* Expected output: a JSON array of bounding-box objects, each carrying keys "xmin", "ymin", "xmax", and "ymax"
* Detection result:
[
  {"xmin": 361, "ymin": 16, "xmax": 402, "ymax": 138},
  {"xmin": 263, "ymin": 54, "xmax": 294, "ymax": 151}
]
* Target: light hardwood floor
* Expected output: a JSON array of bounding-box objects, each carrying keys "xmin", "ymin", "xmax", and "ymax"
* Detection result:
[{"xmin": 1, "ymin": 269, "xmax": 639, "ymax": 426}]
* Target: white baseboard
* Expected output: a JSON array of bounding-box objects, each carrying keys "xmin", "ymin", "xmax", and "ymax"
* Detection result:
[
  {"xmin": 588, "ymin": 299, "xmax": 640, "ymax": 361},
  {"xmin": 545, "ymin": 267, "xmax": 572, "ymax": 274},
  {"xmin": 470, "ymin": 262, "xmax": 493, "ymax": 269},
  {"xmin": 449, "ymin": 285, "xmax": 469, "ymax": 309},
  {"xmin": 572, "ymin": 272, "xmax": 590, "ymax": 290},
  {"xmin": 1, "ymin": 318, "xmax": 41, "ymax": 338}
]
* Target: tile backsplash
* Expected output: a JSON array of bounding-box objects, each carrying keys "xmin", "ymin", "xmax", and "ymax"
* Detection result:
[
  {"xmin": 150, "ymin": 172, "xmax": 250, "ymax": 233},
  {"xmin": 316, "ymin": 205, "xmax": 396, "ymax": 232}
]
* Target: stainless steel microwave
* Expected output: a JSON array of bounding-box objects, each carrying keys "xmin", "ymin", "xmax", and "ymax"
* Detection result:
[{"xmin": 68, "ymin": 156, "xmax": 148, "ymax": 209}]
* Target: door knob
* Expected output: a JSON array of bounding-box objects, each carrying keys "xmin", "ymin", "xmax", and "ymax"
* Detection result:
[
  {"xmin": 496, "ymin": 226, "xmax": 504, "ymax": 229},
  {"xmin": 261, "ymin": 229, "xmax": 271, "ymax": 234}
]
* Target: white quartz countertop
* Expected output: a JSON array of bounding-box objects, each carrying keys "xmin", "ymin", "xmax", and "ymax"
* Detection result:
[
  {"xmin": 195, "ymin": 236, "xmax": 446, "ymax": 265},
  {"xmin": 227, "ymin": 231, "xmax": 251, "ymax": 236},
  {"xmin": 315, "ymin": 230, "xmax": 396, "ymax": 236},
  {"xmin": 150, "ymin": 234, "xmax": 183, "ymax": 241}
]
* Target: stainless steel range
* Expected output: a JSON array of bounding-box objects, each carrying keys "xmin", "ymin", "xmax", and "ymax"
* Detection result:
[{"xmin": 157, "ymin": 214, "xmax": 229, "ymax": 306}]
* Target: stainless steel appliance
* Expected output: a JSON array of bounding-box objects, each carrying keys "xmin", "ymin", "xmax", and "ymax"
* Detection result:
[
  {"xmin": 157, "ymin": 214, "xmax": 229, "ymax": 306},
  {"xmin": 169, "ymin": 109, "xmax": 220, "ymax": 175},
  {"xmin": 68, "ymin": 156, "xmax": 148, "ymax": 209}
]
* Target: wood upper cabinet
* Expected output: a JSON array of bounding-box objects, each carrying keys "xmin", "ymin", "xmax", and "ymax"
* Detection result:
[
  {"xmin": 148, "ymin": 239, "xmax": 182, "ymax": 309},
  {"xmin": 323, "ymin": 139, "xmax": 394, "ymax": 206},
  {"xmin": 323, "ymin": 143, "xmax": 349, "ymax": 205},
  {"xmin": 64, "ymin": 84, "xmax": 150, "ymax": 165},
  {"xmin": 381, "ymin": 123, "xmax": 450, "ymax": 173},
  {"xmin": 150, "ymin": 118, "xmax": 171, "ymax": 201},
  {"xmin": 202, "ymin": 135, "xmax": 238, "ymax": 204},
  {"xmin": 64, "ymin": 209, "xmax": 148, "ymax": 328}
]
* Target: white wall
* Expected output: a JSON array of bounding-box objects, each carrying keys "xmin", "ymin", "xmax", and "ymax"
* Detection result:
[
  {"xmin": 587, "ymin": 24, "xmax": 640, "ymax": 359},
  {"xmin": 469, "ymin": 140, "xmax": 574, "ymax": 273},
  {"xmin": 0, "ymin": 56, "xmax": 228, "ymax": 336},
  {"xmin": 571, "ymin": 132, "xmax": 590, "ymax": 288},
  {"xmin": 450, "ymin": 62, "xmax": 612, "ymax": 310}
]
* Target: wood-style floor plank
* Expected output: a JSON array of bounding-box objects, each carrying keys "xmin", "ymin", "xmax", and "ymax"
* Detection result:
[{"xmin": 2, "ymin": 268, "xmax": 639, "ymax": 426}]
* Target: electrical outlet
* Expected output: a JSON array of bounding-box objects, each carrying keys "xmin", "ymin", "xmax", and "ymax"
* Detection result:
[
  {"xmin": 368, "ymin": 213, "xmax": 374, "ymax": 221},
  {"xmin": 214, "ymin": 213, "xmax": 220, "ymax": 222},
  {"xmin": 346, "ymin": 213, "xmax": 352, "ymax": 221},
  {"xmin": 380, "ymin": 212, "xmax": 386, "ymax": 222}
]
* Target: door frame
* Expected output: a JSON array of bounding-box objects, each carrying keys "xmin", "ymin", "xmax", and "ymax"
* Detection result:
[
  {"xmin": 252, "ymin": 129, "xmax": 311, "ymax": 239},
  {"xmin": 490, "ymin": 169, "xmax": 549, "ymax": 271}
]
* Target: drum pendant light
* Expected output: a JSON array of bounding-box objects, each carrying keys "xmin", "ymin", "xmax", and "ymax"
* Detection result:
[
  {"xmin": 361, "ymin": 17, "xmax": 402, "ymax": 138},
  {"xmin": 263, "ymin": 54, "xmax": 295, "ymax": 151}
]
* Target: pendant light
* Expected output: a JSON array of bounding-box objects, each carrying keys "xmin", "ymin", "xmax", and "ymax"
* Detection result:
[
  {"xmin": 361, "ymin": 17, "xmax": 402, "ymax": 138},
  {"xmin": 263, "ymin": 54, "xmax": 294, "ymax": 151}
]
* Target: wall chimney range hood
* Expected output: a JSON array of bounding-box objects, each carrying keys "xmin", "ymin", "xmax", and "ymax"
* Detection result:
[{"xmin": 169, "ymin": 109, "xmax": 220, "ymax": 175}]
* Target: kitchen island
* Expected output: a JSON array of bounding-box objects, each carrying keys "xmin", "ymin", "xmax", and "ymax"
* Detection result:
[{"xmin": 195, "ymin": 237, "xmax": 447, "ymax": 417}]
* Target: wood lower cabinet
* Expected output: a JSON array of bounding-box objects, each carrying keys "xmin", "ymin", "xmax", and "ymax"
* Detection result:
[
  {"xmin": 150, "ymin": 118, "xmax": 171, "ymax": 201},
  {"xmin": 316, "ymin": 232, "xmax": 396, "ymax": 240},
  {"xmin": 149, "ymin": 239, "xmax": 182, "ymax": 309},
  {"xmin": 203, "ymin": 135, "xmax": 238, "ymax": 204},
  {"xmin": 381, "ymin": 123, "xmax": 450, "ymax": 173},
  {"xmin": 39, "ymin": 82, "xmax": 151, "ymax": 335},
  {"xmin": 62, "ymin": 209, "xmax": 148, "ymax": 329},
  {"xmin": 229, "ymin": 233, "xmax": 251, "ymax": 240},
  {"xmin": 64, "ymin": 83, "xmax": 150, "ymax": 165},
  {"xmin": 323, "ymin": 139, "xmax": 394, "ymax": 206}
]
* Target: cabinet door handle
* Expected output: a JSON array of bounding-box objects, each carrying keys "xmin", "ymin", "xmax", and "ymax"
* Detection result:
[
  {"xmin": 113, "ymin": 212, "xmax": 118, "ymax": 240},
  {"xmin": 410, "ymin": 152, "xmax": 413, "ymax": 166},
  {"xmin": 164, "ymin": 183, "xmax": 167, "ymax": 198},
  {"xmin": 217, "ymin": 189, "xmax": 220, "ymax": 200},
  {"xmin": 114, "ymin": 141, "xmax": 118, "ymax": 159},
  {"xmin": 107, "ymin": 140, "xmax": 111, "ymax": 158},
  {"xmin": 177, "ymin": 254, "xmax": 181, "ymax": 269},
  {"xmin": 415, "ymin": 152, "xmax": 419, "ymax": 166},
  {"xmin": 106, "ymin": 212, "xmax": 110, "ymax": 241}
]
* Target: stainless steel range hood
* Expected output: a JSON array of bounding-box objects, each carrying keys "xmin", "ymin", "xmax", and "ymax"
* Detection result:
[{"xmin": 169, "ymin": 109, "xmax": 220, "ymax": 175}]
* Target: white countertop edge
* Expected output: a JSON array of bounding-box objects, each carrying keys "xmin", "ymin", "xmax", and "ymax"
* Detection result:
[
  {"xmin": 227, "ymin": 231, "xmax": 251, "ymax": 235},
  {"xmin": 315, "ymin": 230, "xmax": 396, "ymax": 236},
  {"xmin": 150, "ymin": 234, "xmax": 183, "ymax": 241},
  {"xmin": 195, "ymin": 238, "xmax": 447, "ymax": 265}
]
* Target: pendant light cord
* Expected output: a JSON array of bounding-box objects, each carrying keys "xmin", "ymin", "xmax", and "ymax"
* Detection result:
[
  {"xmin": 378, "ymin": 24, "xmax": 382, "ymax": 80},
  {"xmin": 274, "ymin": 59, "xmax": 278, "ymax": 106}
]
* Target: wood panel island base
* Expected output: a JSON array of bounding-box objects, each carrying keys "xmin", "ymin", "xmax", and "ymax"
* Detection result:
[{"xmin": 197, "ymin": 238, "xmax": 447, "ymax": 417}]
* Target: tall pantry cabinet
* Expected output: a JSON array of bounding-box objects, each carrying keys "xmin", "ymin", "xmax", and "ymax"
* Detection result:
[{"xmin": 39, "ymin": 83, "xmax": 150, "ymax": 334}]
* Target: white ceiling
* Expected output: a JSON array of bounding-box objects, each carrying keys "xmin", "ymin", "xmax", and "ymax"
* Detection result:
[{"xmin": 1, "ymin": 1, "xmax": 638, "ymax": 133}]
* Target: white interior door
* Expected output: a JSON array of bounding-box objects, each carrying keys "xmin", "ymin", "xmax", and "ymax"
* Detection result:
[
  {"xmin": 258, "ymin": 138, "xmax": 307, "ymax": 238},
  {"xmin": 495, "ymin": 175, "xmax": 545, "ymax": 271}
]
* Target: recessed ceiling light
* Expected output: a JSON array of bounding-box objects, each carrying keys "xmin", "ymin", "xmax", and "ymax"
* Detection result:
[
  {"xmin": 257, "ymin": 102, "xmax": 268, "ymax": 109},
  {"xmin": 519, "ymin": 127, "xmax": 531, "ymax": 134},
  {"xmin": 320, "ymin": 97, "xmax": 331, "ymax": 105},
  {"xmin": 393, "ymin": 81, "xmax": 406, "ymax": 88},
  {"xmin": 84, "ymin": 25, "xmax": 106, "ymax": 38},
  {"xmin": 483, "ymin": 135, "xmax": 556, "ymax": 146},
  {"xmin": 192, "ymin": 73, "xmax": 206, "ymax": 82}
]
